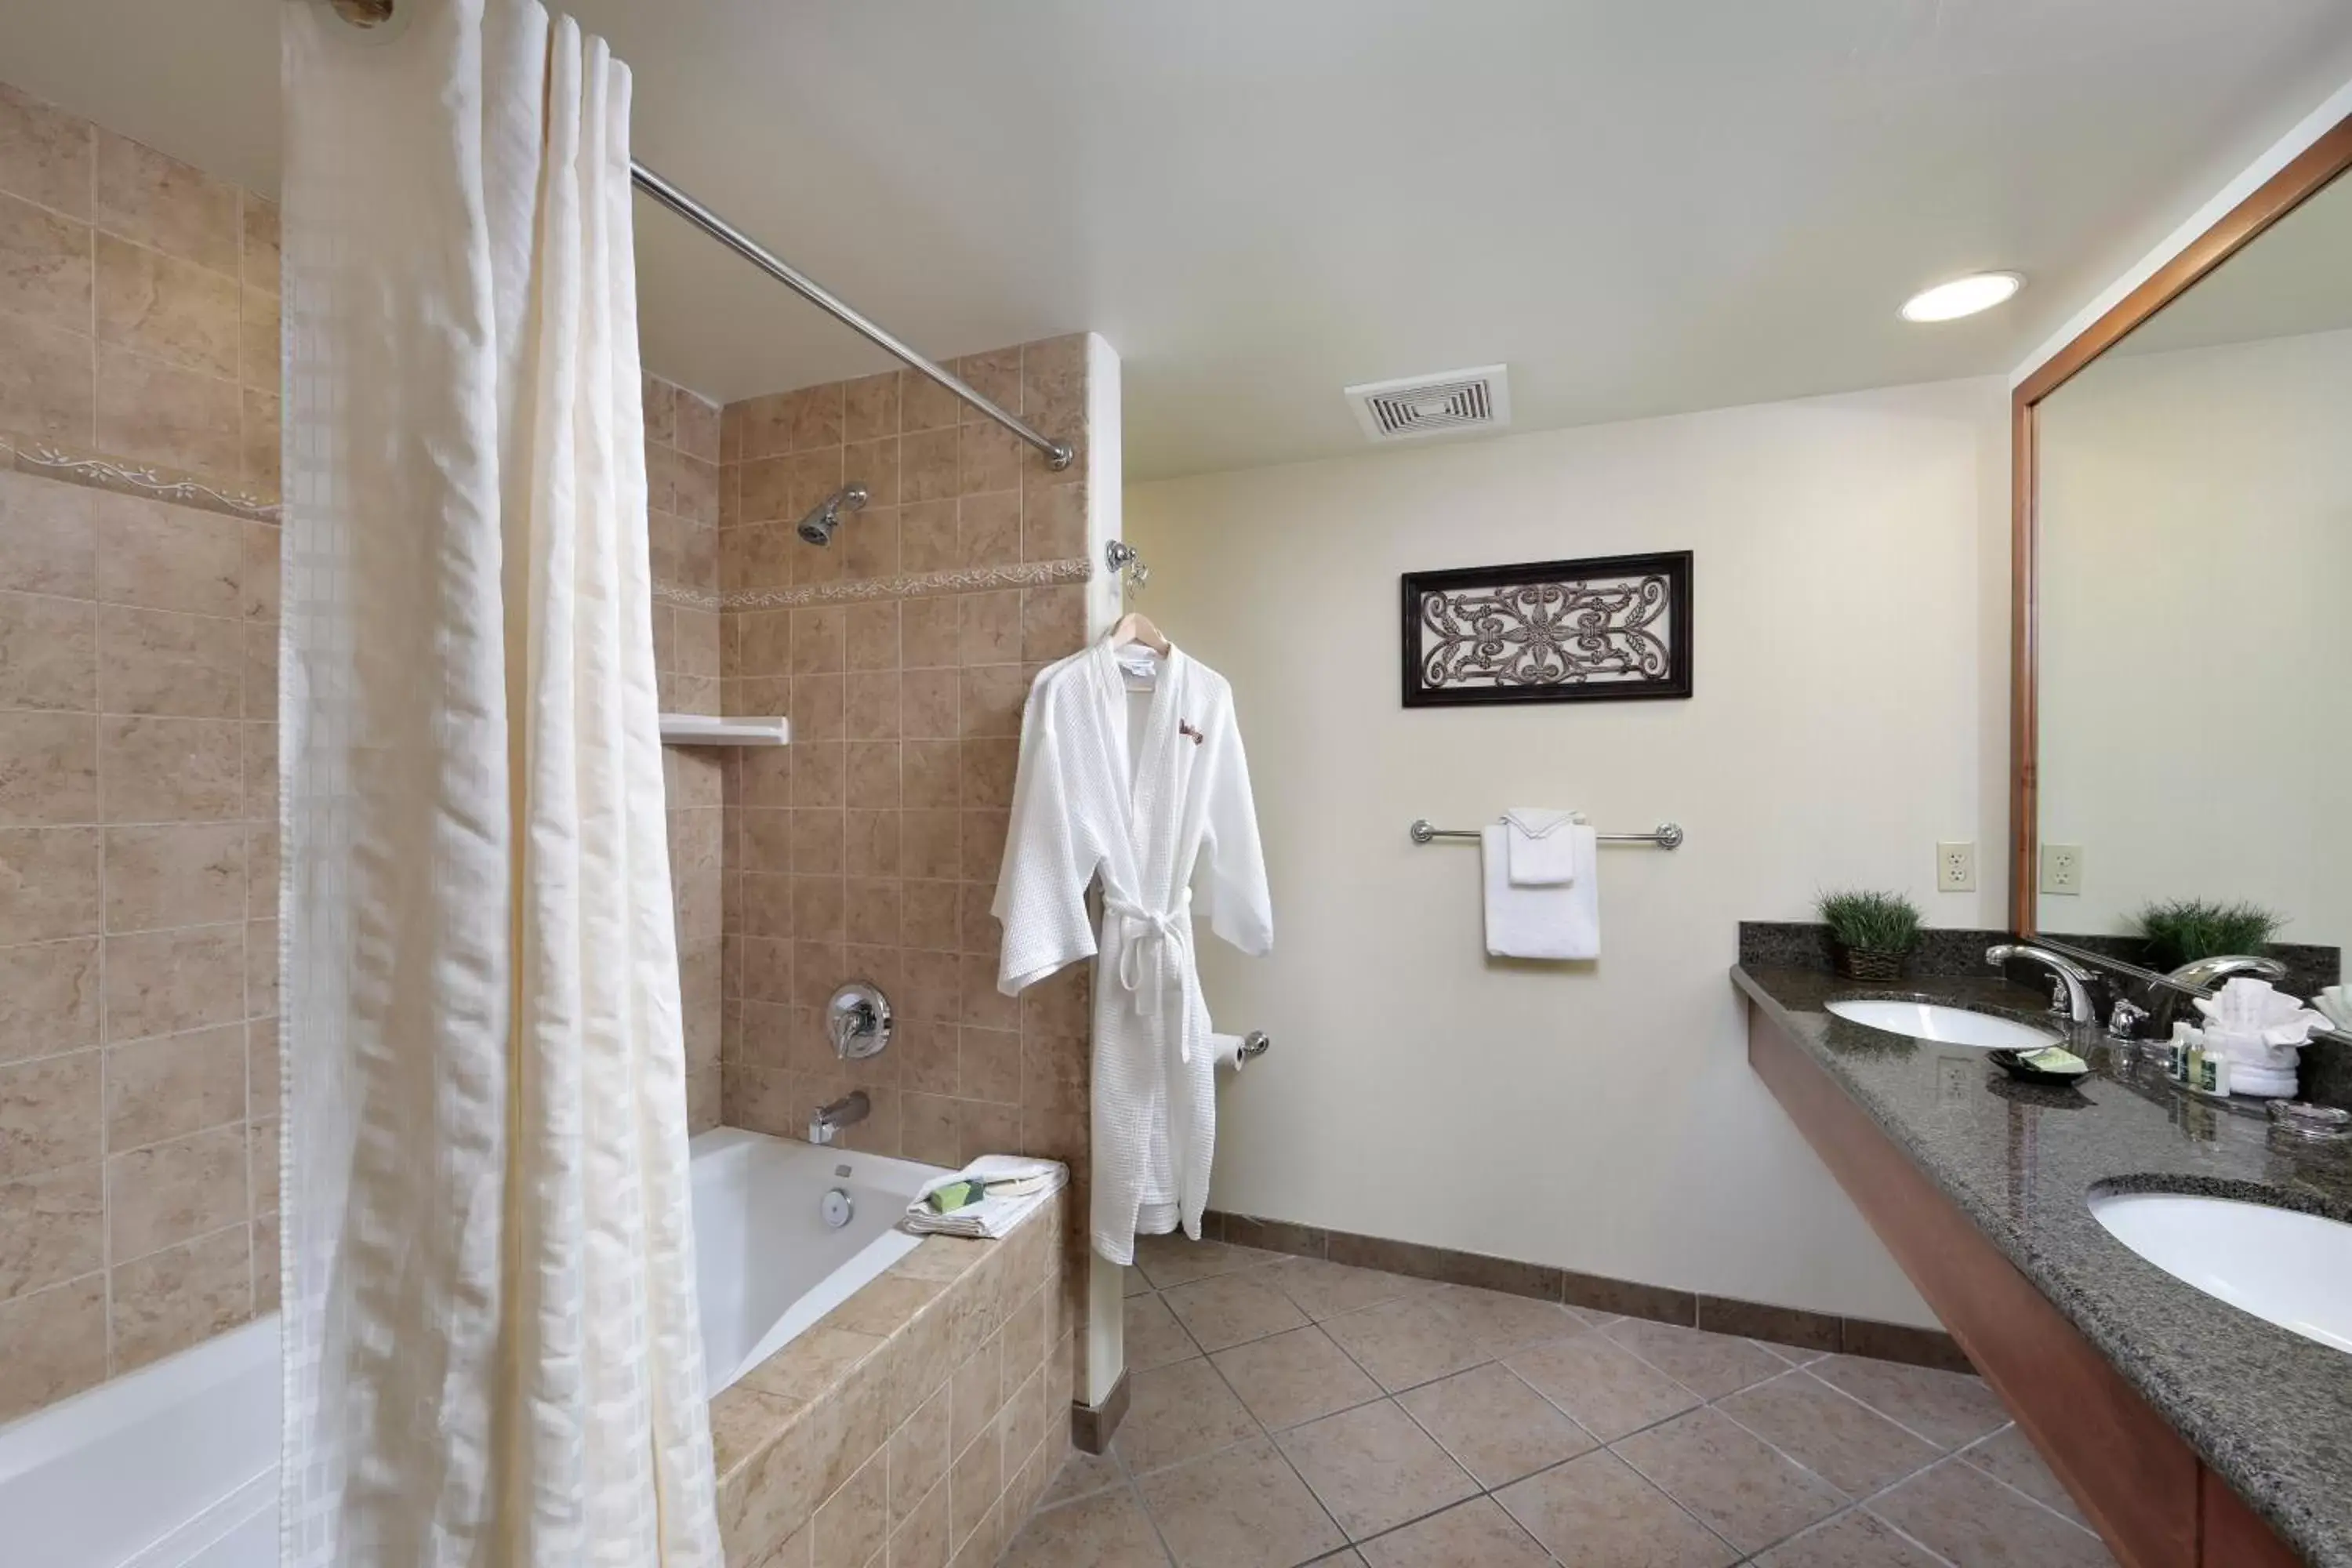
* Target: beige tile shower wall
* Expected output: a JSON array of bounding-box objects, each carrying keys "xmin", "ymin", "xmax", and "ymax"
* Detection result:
[
  {"xmin": 0, "ymin": 81, "xmax": 281, "ymax": 1423},
  {"xmin": 646, "ymin": 372, "xmax": 726, "ymax": 1133},
  {"xmin": 0, "ymin": 83, "xmax": 278, "ymax": 495},
  {"xmin": 644, "ymin": 371, "xmax": 721, "ymax": 715},
  {"xmin": 713, "ymin": 336, "xmax": 1094, "ymax": 1174}
]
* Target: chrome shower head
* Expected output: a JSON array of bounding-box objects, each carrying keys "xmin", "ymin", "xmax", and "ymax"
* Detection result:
[{"xmin": 797, "ymin": 484, "xmax": 869, "ymax": 546}]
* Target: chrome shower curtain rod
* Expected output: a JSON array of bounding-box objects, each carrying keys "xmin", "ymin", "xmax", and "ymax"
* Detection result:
[{"xmin": 630, "ymin": 162, "xmax": 1075, "ymax": 471}]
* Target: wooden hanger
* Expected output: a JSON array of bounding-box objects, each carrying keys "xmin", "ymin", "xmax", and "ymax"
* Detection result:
[{"xmin": 1108, "ymin": 611, "xmax": 1171, "ymax": 656}]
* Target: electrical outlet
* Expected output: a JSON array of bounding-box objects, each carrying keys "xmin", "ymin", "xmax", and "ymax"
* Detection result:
[
  {"xmin": 1936, "ymin": 841, "xmax": 1976, "ymax": 893},
  {"xmin": 2042, "ymin": 842, "xmax": 2085, "ymax": 896}
]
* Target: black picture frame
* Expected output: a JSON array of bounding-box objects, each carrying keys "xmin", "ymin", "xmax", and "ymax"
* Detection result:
[{"xmin": 1399, "ymin": 550, "xmax": 1693, "ymax": 707}]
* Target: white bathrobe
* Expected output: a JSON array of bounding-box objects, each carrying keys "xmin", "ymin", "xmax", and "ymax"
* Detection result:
[{"xmin": 996, "ymin": 637, "xmax": 1272, "ymax": 1264}]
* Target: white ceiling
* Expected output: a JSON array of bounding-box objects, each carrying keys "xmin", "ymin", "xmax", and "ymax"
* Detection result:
[{"xmin": 5, "ymin": 1, "xmax": 2352, "ymax": 478}]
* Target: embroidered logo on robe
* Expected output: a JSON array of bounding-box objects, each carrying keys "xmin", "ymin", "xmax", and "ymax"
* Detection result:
[{"xmin": 1178, "ymin": 721, "xmax": 1205, "ymax": 745}]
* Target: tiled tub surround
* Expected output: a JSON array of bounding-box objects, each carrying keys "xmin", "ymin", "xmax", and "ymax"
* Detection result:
[
  {"xmin": 1, "ymin": 79, "xmax": 284, "ymax": 1425},
  {"xmin": 710, "ymin": 1185, "xmax": 1076, "ymax": 1567},
  {"xmin": 648, "ymin": 371, "xmax": 727, "ymax": 1133},
  {"xmin": 989, "ymin": 1233, "xmax": 2112, "ymax": 1568},
  {"xmin": 1736, "ymin": 963, "xmax": 2352, "ymax": 1568},
  {"xmin": 0, "ymin": 1122, "xmax": 1043, "ymax": 1566},
  {"xmin": 710, "ymin": 336, "xmax": 1106, "ymax": 1462},
  {"xmin": 0, "ymin": 78, "xmax": 750, "ymax": 1413},
  {"xmin": 712, "ymin": 339, "xmax": 1095, "ymax": 1194}
]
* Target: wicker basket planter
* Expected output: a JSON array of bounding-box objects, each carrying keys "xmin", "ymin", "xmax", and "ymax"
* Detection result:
[{"xmin": 1833, "ymin": 943, "xmax": 1911, "ymax": 983}]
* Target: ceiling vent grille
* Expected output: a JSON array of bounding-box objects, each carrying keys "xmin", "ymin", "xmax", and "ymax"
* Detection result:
[{"xmin": 1345, "ymin": 365, "xmax": 1512, "ymax": 444}]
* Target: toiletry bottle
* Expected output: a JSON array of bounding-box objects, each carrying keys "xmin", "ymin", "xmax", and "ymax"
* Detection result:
[
  {"xmin": 2185, "ymin": 1036, "xmax": 2205, "ymax": 1091},
  {"xmin": 2195, "ymin": 1050, "xmax": 2231, "ymax": 1098},
  {"xmin": 2168, "ymin": 1024, "xmax": 2193, "ymax": 1083}
]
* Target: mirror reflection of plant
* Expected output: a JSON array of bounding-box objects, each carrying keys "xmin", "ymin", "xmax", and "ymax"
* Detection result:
[
  {"xmin": 2136, "ymin": 898, "xmax": 2283, "ymax": 971},
  {"xmin": 1817, "ymin": 889, "xmax": 1924, "ymax": 955}
]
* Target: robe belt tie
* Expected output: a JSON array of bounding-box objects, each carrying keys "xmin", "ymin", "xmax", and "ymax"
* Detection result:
[{"xmin": 1105, "ymin": 889, "xmax": 1197, "ymax": 1059}]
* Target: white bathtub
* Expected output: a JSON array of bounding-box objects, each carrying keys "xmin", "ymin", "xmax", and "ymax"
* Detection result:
[
  {"xmin": 690, "ymin": 1127, "xmax": 943, "ymax": 1386},
  {"xmin": 0, "ymin": 1127, "xmax": 947, "ymax": 1566}
]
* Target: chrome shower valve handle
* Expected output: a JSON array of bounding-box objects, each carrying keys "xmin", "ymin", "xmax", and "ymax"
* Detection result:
[{"xmin": 827, "ymin": 982, "xmax": 892, "ymax": 1060}]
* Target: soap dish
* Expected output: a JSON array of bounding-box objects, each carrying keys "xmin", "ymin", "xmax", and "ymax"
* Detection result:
[{"xmin": 1988, "ymin": 1047, "xmax": 2091, "ymax": 1086}]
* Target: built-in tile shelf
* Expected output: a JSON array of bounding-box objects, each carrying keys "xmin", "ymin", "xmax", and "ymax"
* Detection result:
[{"xmin": 657, "ymin": 714, "xmax": 789, "ymax": 746}]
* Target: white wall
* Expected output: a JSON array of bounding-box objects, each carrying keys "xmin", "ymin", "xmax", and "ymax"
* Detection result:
[
  {"xmin": 2038, "ymin": 327, "xmax": 2352, "ymax": 950},
  {"xmin": 1126, "ymin": 377, "xmax": 2012, "ymax": 1325}
]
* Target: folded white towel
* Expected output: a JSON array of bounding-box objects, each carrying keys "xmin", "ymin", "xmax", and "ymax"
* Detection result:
[
  {"xmin": 2192, "ymin": 978, "xmax": 2328, "ymax": 1046},
  {"xmin": 1501, "ymin": 808, "xmax": 1579, "ymax": 886},
  {"xmin": 1482, "ymin": 822, "xmax": 1598, "ymax": 960},
  {"xmin": 902, "ymin": 1154, "xmax": 1069, "ymax": 1240}
]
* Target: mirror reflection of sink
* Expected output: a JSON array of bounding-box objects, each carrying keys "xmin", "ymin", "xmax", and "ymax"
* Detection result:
[
  {"xmin": 1824, "ymin": 999, "xmax": 2058, "ymax": 1050},
  {"xmin": 2088, "ymin": 1191, "xmax": 2352, "ymax": 1355}
]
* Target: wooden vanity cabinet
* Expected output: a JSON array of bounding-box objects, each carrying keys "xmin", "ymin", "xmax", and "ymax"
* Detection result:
[{"xmin": 1747, "ymin": 1005, "xmax": 2305, "ymax": 1568}]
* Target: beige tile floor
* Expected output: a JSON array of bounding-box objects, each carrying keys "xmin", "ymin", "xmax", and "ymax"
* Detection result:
[{"xmin": 998, "ymin": 1236, "xmax": 2117, "ymax": 1568}]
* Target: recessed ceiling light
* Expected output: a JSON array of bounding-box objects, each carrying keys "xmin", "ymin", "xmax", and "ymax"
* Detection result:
[{"xmin": 1900, "ymin": 271, "xmax": 2023, "ymax": 323}]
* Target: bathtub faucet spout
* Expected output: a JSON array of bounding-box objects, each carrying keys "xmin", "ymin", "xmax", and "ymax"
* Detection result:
[{"xmin": 809, "ymin": 1091, "xmax": 870, "ymax": 1146}]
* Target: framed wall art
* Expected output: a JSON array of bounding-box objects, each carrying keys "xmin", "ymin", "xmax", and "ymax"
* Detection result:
[{"xmin": 1400, "ymin": 550, "xmax": 1692, "ymax": 707}]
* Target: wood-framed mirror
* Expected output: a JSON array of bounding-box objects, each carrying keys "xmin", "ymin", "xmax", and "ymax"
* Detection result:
[{"xmin": 2009, "ymin": 111, "xmax": 2352, "ymax": 1007}]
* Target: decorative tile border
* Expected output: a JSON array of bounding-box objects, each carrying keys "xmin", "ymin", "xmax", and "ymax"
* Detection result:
[
  {"xmin": 1199, "ymin": 1209, "xmax": 1974, "ymax": 1374},
  {"xmin": 715, "ymin": 557, "xmax": 1093, "ymax": 612},
  {"xmin": 653, "ymin": 556, "xmax": 1091, "ymax": 615},
  {"xmin": 3, "ymin": 440, "xmax": 1083, "ymax": 615},
  {"xmin": 14, "ymin": 441, "xmax": 281, "ymax": 524},
  {"xmin": 6, "ymin": 436, "xmax": 1080, "ymax": 622}
]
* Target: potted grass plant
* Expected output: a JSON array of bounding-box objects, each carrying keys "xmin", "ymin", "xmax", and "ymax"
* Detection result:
[
  {"xmin": 1818, "ymin": 889, "xmax": 1924, "ymax": 982},
  {"xmin": 2136, "ymin": 898, "xmax": 2283, "ymax": 971}
]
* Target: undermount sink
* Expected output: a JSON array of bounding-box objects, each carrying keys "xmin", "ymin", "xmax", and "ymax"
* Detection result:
[
  {"xmin": 2088, "ymin": 1191, "xmax": 2352, "ymax": 1355},
  {"xmin": 1825, "ymin": 999, "xmax": 2058, "ymax": 1050}
]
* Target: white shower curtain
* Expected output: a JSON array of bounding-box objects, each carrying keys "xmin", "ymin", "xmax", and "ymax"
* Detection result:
[{"xmin": 279, "ymin": 2, "xmax": 719, "ymax": 1563}]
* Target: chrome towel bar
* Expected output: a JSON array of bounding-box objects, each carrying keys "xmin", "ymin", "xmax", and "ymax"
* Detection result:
[{"xmin": 1409, "ymin": 818, "xmax": 1685, "ymax": 850}]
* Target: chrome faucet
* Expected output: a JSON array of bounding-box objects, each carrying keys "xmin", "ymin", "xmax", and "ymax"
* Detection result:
[
  {"xmin": 2165, "ymin": 953, "xmax": 2288, "ymax": 990},
  {"xmin": 808, "ymin": 1091, "xmax": 870, "ymax": 1146},
  {"xmin": 1986, "ymin": 944, "xmax": 2099, "ymax": 1025},
  {"xmin": 2151, "ymin": 953, "xmax": 2288, "ymax": 1035}
]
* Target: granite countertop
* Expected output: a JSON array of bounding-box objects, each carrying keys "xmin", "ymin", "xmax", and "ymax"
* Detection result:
[{"xmin": 1734, "ymin": 964, "xmax": 2352, "ymax": 1568}]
